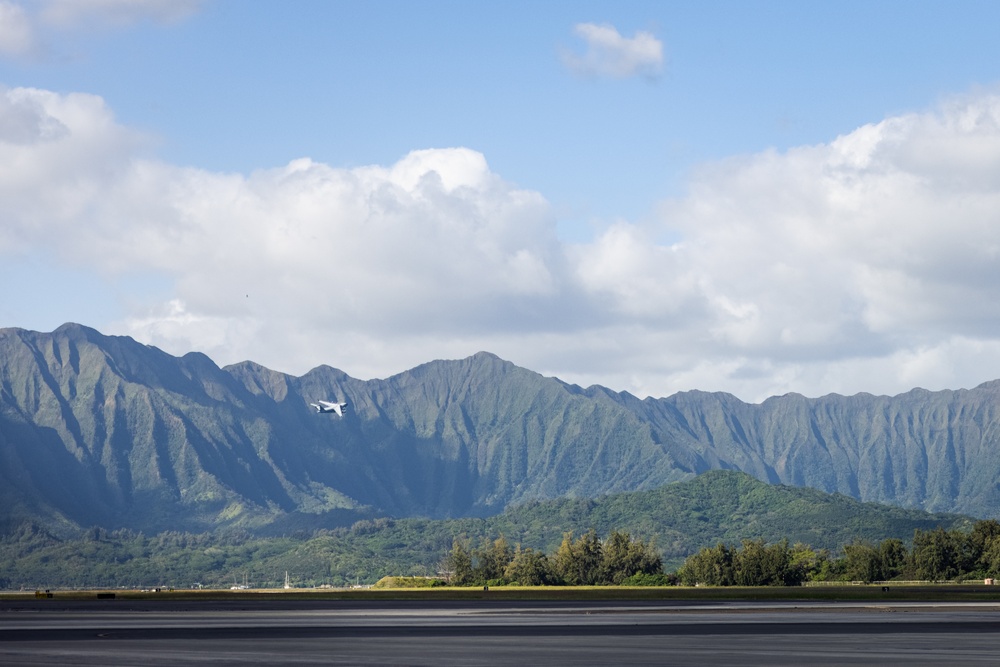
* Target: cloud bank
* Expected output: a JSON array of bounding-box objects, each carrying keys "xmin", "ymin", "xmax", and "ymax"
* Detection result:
[
  {"xmin": 562, "ymin": 22, "xmax": 664, "ymax": 80},
  {"xmin": 4, "ymin": 84, "xmax": 1000, "ymax": 401}
]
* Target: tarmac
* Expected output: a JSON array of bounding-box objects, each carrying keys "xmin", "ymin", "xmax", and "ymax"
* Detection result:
[{"xmin": 2, "ymin": 598, "xmax": 999, "ymax": 665}]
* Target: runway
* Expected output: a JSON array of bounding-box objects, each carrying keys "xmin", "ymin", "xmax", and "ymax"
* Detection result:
[{"xmin": 2, "ymin": 598, "xmax": 999, "ymax": 665}]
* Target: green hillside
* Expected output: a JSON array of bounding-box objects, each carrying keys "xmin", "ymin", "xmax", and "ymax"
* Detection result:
[{"xmin": 0, "ymin": 471, "xmax": 971, "ymax": 589}]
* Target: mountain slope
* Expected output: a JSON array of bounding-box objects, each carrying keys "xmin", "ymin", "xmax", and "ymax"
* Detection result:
[
  {"xmin": 0, "ymin": 324, "xmax": 686, "ymax": 532},
  {"xmin": 621, "ymin": 386, "xmax": 1000, "ymax": 517},
  {"xmin": 0, "ymin": 324, "xmax": 314, "ymax": 532},
  {"xmin": 2, "ymin": 323, "xmax": 1000, "ymax": 534}
]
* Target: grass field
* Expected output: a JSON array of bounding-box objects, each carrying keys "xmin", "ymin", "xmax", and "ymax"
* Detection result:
[{"xmin": 4, "ymin": 584, "xmax": 1000, "ymax": 603}]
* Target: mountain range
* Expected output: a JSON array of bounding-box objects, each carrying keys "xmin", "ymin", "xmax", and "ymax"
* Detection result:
[{"xmin": 2, "ymin": 323, "xmax": 999, "ymax": 535}]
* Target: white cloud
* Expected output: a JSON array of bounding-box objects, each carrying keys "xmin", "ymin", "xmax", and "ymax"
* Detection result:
[
  {"xmin": 0, "ymin": 85, "xmax": 67, "ymax": 142},
  {"xmin": 6, "ymin": 85, "xmax": 1000, "ymax": 402},
  {"xmin": 562, "ymin": 22, "xmax": 663, "ymax": 80},
  {"xmin": 0, "ymin": 1, "xmax": 35, "ymax": 57},
  {"xmin": 0, "ymin": 0, "xmax": 202, "ymax": 61},
  {"xmin": 0, "ymin": 86, "xmax": 563, "ymax": 375},
  {"xmin": 39, "ymin": 0, "xmax": 203, "ymax": 28},
  {"xmin": 586, "ymin": 88, "xmax": 1000, "ymax": 399}
]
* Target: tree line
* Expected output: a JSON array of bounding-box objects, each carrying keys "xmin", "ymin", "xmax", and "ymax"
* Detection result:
[
  {"xmin": 5, "ymin": 516, "xmax": 999, "ymax": 590},
  {"xmin": 445, "ymin": 530, "xmax": 671, "ymax": 586},
  {"xmin": 445, "ymin": 520, "xmax": 1000, "ymax": 587},
  {"xmin": 678, "ymin": 520, "xmax": 1000, "ymax": 586}
]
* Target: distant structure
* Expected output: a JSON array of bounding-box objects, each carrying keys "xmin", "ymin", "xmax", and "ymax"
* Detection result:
[
  {"xmin": 230, "ymin": 572, "xmax": 250, "ymax": 590},
  {"xmin": 284, "ymin": 571, "xmax": 292, "ymax": 589}
]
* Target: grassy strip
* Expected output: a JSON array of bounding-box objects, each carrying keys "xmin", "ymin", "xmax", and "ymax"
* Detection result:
[{"xmin": 4, "ymin": 584, "xmax": 1000, "ymax": 603}]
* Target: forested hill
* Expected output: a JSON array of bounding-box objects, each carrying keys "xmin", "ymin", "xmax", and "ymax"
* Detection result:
[
  {"xmin": 0, "ymin": 470, "xmax": 974, "ymax": 589},
  {"xmin": 483, "ymin": 469, "xmax": 973, "ymax": 564},
  {"xmin": 1, "ymin": 323, "xmax": 1000, "ymax": 535}
]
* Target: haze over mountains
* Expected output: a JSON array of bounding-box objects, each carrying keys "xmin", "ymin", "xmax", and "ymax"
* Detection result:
[{"xmin": 2, "ymin": 323, "xmax": 999, "ymax": 536}]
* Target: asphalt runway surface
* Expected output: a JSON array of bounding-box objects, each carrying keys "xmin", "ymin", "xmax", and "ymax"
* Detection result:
[{"xmin": 2, "ymin": 598, "xmax": 1000, "ymax": 666}]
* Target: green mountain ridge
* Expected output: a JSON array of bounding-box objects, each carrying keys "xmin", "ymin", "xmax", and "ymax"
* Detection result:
[
  {"xmin": 1, "ymin": 323, "xmax": 999, "ymax": 535},
  {"xmin": 0, "ymin": 470, "xmax": 973, "ymax": 588},
  {"xmin": 492, "ymin": 469, "xmax": 973, "ymax": 561}
]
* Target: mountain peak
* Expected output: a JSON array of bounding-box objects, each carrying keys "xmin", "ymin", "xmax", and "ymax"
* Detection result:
[{"xmin": 53, "ymin": 322, "xmax": 91, "ymax": 334}]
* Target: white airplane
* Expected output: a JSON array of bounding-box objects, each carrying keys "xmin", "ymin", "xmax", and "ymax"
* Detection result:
[{"xmin": 311, "ymin": 399, "xmax": 347, "ymax": 416}]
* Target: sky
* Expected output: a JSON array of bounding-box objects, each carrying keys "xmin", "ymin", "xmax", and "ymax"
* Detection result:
[{"xmin": 3, "ymin": 0, "xmax": 1000, "ymax": 402}]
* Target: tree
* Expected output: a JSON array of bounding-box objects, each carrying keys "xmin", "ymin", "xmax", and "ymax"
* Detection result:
[
  {"xmin": 789, "ymin": 543, "xmax": 830, "ymax": 582},
  {"xmin": 679, "ymin": 543, "xmax": 735, "ymax": 586},
  {"xmin": 554, "ymin": 530, "xmax": 603, "ymax": 585},
  {"xmin": 598, "ymin": 531, "xmax": 663, "ymax": 585},
  {"xmin": 912, "ymin": 527, "xmax": 960, "ymax": 581},
  {"xmin": 968, "ymin": 520, "xmax": 1000, "ymax": 573},
  {"xmin": 474, "ymin": 535, "xmax": 514, "ymax": 583},
  {"xmin": 733, "ymin": 539, "xmax": 801, "ymax": 586},
  {"xmin": 878, "ymin": 538, "xmax": 907, "ymax": 580},
  {"xmin": 445, "ymin": 538, "xmax": 473, "ymax": 586},
  {"xmin": 843, "ymin": 541, "xmax": 882, "ymax": 583},
  {"xmin": 504, "ymin": 547, "xmax": 556, "ymax": 586},
  {"xmin": 981, "ymin": 536, "xmax": 1000, "ymax": 577}
]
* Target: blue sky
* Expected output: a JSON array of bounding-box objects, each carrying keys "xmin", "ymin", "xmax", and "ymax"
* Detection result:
[{"xmin": 3, "ymin": 0, "xmax": 1000, "ymax": 401}]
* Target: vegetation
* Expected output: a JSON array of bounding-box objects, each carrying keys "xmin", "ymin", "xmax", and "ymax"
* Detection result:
[
  {"xmin": 372, "ymin": 576, "xmax": 446, "ymax": 588},
  {"xmin": 490, "ymin": 470, "xmax": 973, "ymax": 569},
  {"xmin": 443, "ymin": 530, "xmax": 663, "ymax": 587},
  {"xmin": 5, "ymin": 517, "xmax": 999, "ymax": 591},
  {"xmin": 0, "ymin": 471, "xmax": 981, "ymax": 590},
  {"xmin": 677, "ymin": 520, "xmax": 1000, "ymax": 585}
]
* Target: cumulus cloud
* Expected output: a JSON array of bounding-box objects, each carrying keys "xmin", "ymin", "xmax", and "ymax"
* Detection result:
[
  {"xmin": 0, "ymin": 85, "xmax": 565, "ymax": 379},
  {"xmin": 39, "ymin": 0, "xmax": 203, "ymax": 28},
  {"xmin": 575, "ymin": 89, "xmax": 1000, "ymax": 399},
  {"xmin": 562, "ymin": 22, "xmax": 663, "ymax": 80},
  {"xmin": 6, "ymin": 85, "xmax": 1000, "ymax": 401},
  {"xmin": 0, "ymin": 1, "xmax": 36, "ymax": 57},
  {"xmin": 0, "ymin": 0, "xmax": 202, "ymax": 60}
]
